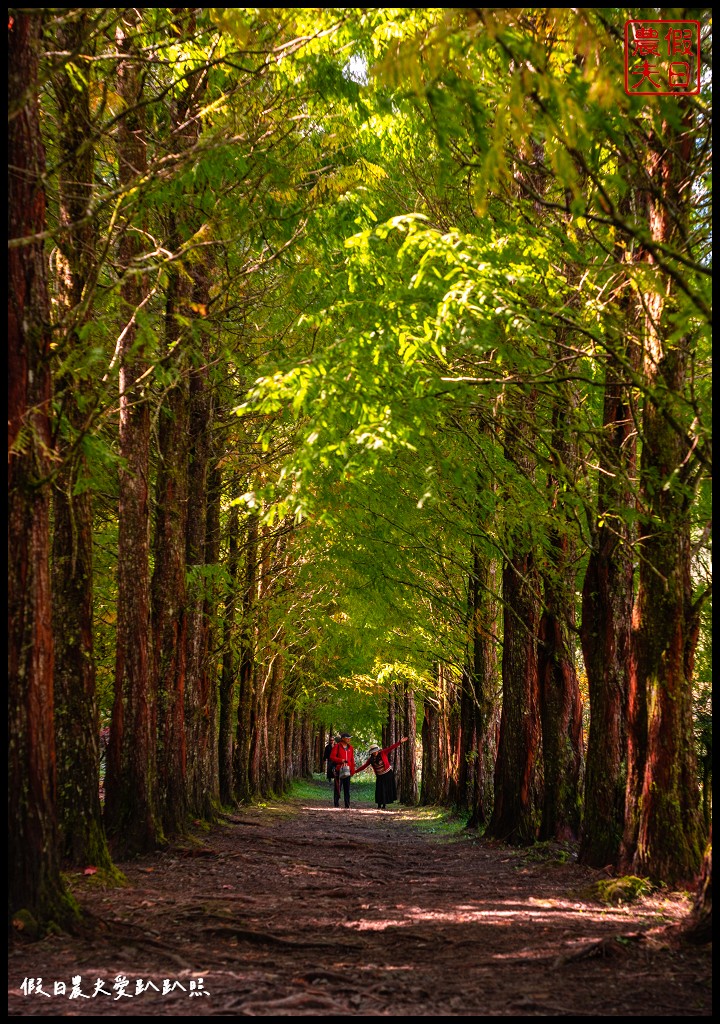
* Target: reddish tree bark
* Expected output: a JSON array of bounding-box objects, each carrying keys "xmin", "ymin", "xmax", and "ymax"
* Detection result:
[
  {"xmin": 456, "ymin": 640, "xmax": 479, "ymax": 814},
  {"xmin": 622, "ymin": 119, "xmax": 704, "ymax": 886},
  {"xmin": 397, "ymin": 682, "xmax": 418, "ymax": 805},
  {"xmin": 265, "ymin": 655, "xmax": 284, "ymax": 794},
  {"xmin": 421, "ymin": 663, "xmax": 458, "ymax": 805},
  {"xmin": 283, "ymin": 711, "xmax": 294, "ymax": 783},
  {"xmin": 198, "ymin": 453, "xmax": 223, "ymax": 813},
  {"xmin": 50, "ymin": 11, "xmax": 115, "ymax": 873},
  {"xmin": 262, "ymin": 526, "xmax": 293, "ymax": 796},
  {"xmin": 150, "ymin": 17, "xmax": 210, "ymax": 831},
  {"xmin": 380, "ymin": 676, "xmax": 418, "ymax": 804},
  {"xmin": 538, "ymin": 399, "xmax": 584, "ymax": 843},
  {"xmin": 538, "ymin": 604, "xmax": 583, "ymax": 842},
  {"xmin": 8, "ymin": 10, "xmax": 76, "ymax": 930},
  {"xmin": 219, "ymin": 502, "xmax": 240, "ymax": 804},
  {"xmin": 420, "ymin": 692, "xmax": 442, "ymax": 805},
  {"xmin": 183, "ymin": 344, "xmax": 217, "ymax": 817},
  {"xmin": 580, "ymin": 460, "xmax": 634, "ymax": 866},
  {"xmin": 578, "ymin": 172, "xmax": 641, "ymax": 869},
  {"xmin": 312, "ymin": 724, "xmax": 327, "ymax": 773},
  {"xmin": 626, "ymin": 394, "xmax": 703, "ymax": 883},
  {"xmin": 487, "ymin": 553, "xmax": 543, "ymax": 844},
  {"xmin": 247, "ymin": 523, "xmax": 277, "ymax": 796},
  {"xmin": 235, "ymin": 511, "xmax": 259, "ymax": 802},
  {"xmin": 104, "ymin": 11, "xmax": 159, "ymax": 856},
  {"xmin": 151, "ymin": 278, "xmax": 189, "ymax": 833},
  {"xmin": 486, "ymin": 389, "xmax": 543, "ymax": 845},
  {"xmin": 681, "ymin": 832, "xmax": 712, "ymax": 946},
  {"xmin": 457, "ymin": 548, "xmax": 500, "ymax": 829},
  {"xmin": 382, "ymin": 686, "xmax": 397, "ymax": 753},
  {"xmin": 300, "ymin": 716, "xmax": 314, "ymax": 778}
]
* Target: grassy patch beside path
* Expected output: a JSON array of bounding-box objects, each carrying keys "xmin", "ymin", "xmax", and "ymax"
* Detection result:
[{"xmin": 285, "ymin": 775, "xmax": 471, "ymax": 843}]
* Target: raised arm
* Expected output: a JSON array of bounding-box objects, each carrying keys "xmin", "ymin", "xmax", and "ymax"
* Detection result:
[{"xmin": 383, "ymin": 736, "xmax": 409, "ymax": 755}]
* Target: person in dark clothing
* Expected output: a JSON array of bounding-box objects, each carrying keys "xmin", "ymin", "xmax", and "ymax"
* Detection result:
[
  {"xmin": 356, "ymin": 736, "xmax": 408, "ymax": 809},
  {"xmin": 323, "ymin": 734, "xmax": 341, "ymax": 780},
  {"xmin": 329, "ymin": 733, "xmax": 356, "ymax": 809}
]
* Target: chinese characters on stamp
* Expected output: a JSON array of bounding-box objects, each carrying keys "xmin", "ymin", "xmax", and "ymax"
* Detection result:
[
  {"xmin": 20, "ymin": 975, "xmax": 209, "ymax": 999},
  {"xmin": 624, "ymin": 20, "xmax": 701, "ymax": 96}
]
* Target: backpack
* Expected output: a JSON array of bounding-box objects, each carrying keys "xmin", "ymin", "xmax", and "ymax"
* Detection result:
[{"xmin": 323, "ymin": 741, "xmax": 335, "ymax": 779}]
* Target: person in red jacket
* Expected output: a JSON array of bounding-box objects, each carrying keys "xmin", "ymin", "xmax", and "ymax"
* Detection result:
[
  {"xmin": 329, "ymin": 733, "xmax": 356, "ymax": 809},
  {"xmin": 356, "ymin": 736, "xmax": 408, "ymax": 810}
]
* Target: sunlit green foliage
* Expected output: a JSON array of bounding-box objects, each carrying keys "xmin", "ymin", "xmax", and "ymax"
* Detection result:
[
  {"xmin": 227, "ymin": 8, "xmax": 710, "ymax": 743},
  {"xmin": 36, "ymin": 5, "xmax": 710, "ymax": 812}
]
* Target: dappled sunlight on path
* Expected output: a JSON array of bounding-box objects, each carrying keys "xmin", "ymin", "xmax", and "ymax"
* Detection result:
[{"xmin": 8, "ymin": 781, "xmax": 711, "ymax": 1017}]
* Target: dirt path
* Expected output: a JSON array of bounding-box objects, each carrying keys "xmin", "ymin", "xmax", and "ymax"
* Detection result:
[{"xmin": 8, "ymin": 781, "xmax": 711, "ymax": 1016}]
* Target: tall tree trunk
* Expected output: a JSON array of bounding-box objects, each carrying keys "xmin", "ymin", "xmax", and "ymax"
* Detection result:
[
  {"xmin": 235, "ymin": 512, "xmax": 259, "ymax": 801},
  {"xmin": 579, "ymin": 371, "xmax": 636, "ymax": 867},
  {"xmin": 248, "ymin": 661, "xmax": 263, "ymax": 794},
  {"xmin": 486, "ymin": 388, "xmax": 542, "ymax": 844},
  {"xmin": 247, "ymin": 523, "xmax": 275, "ymax": 796},
  {"xmin": 8, "ymin": 9, "xmax": 78, "ymax": 932},
  {"xmin": 184, "ymin": 342, "xmax": 215, "ymax": 817},
  {"xmin": 150, "ymin": 8, "xmax": 204, "ymax": 833},
  {"xmin": 397, "ymin": 681, "xmax": 418, "ymax": 805},
  {"xmin": 263, "ymin": 526, "xmax": 292, "ymax": 795},
  {"xmin": 382, "ymin": 686, "xmax": 398, "ymax": 753},
  {"xmin": 202, "ymin": 455, "xmax": 222, "ymax": 811},
  {"xmin": 420, "ymin": 662, "xmax": 458, "ymax": 806},
  {"xmin": 302, "ymin": 717, "xmax": 315, "ymax": 778},
  {"xmin": 265, "ymin": 655, "xmax": 284, "ymax": 794},
  {"xmin": 151, "ymin": 265, "xmax": 189, "ymax": 835},
  {"xmin": 313, "ymin": 724, "xmax": 326, "ymax": 773},
  {"xmin": 104, "ymin": 11, "xmax": 159, "ymax": 856},
  {"xmin": 487, "ymin": 553, "xmax": 543, "ymax": 843},
  {"xmin": 464, "ymin": 548, "xmax": 500, "ymax": 829},
  {"xmin": 445, "ymin": 669, "xmax": 463, "ymax": 808},
  {"xmin": 444, "ymin": 665, "xmax": 460, "ymax": 805},
  {"xmin": 420, "ymin": 685, "xmax": 442, "ymax": 804},
  {"xmin": 275, "ymin": 692, "xmax": 288, "ymax": 790},
  {"xmin": 50, "ymin": 11, "xmax": 115, "ymax": 873},
  {"xmin": 622, "ymin": 118, "xmax": 704, "ymax": 886},
  {"xmin": 293, "ymin": 712, "xmax": 304, "ymax": 779},
  {"xmin": 627, "ymin": 353, "xmax": 703, "ymax": 883},
  {"xmin": 456, "ymin": 561, "xmax": 479, "ymax": 815},
  {"xmin": 681, "ymin": 831, "xmax": 712, "ymax": 946},
  {"xmin": 538, "ymin": 394, "xmax": 584, "ymax": 842},
  {"xmin": 579, "ymin": 178, "xmax": 640, "ymax": 869},
  {"xmin": 283, "ymin": 711, "xmax": 294, "ymax": 782},
  {"xmin": 219, "ymin": 502, "xmax": 240, "ymax": 804},
  {"xmin": 456, "ymin": 664, "xmax": 478, "ymax": 814}
]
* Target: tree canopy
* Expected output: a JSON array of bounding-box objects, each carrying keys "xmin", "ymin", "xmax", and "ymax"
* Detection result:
[{"xmin": 8, "ymin": 7, "xmax": 711, "ymax": 935}]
